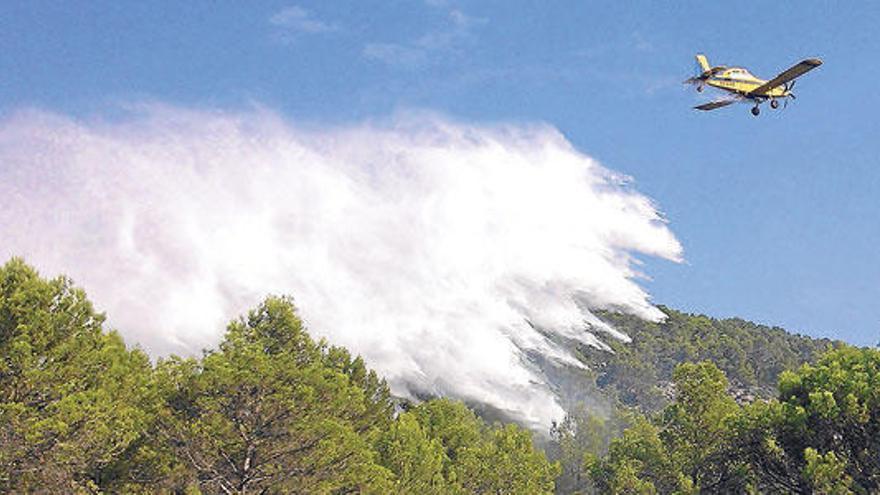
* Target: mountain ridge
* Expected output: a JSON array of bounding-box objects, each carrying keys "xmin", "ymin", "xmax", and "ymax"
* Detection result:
[{"xmin": 577, "ymin": 305, "xmax": 842, "ymax": 412}]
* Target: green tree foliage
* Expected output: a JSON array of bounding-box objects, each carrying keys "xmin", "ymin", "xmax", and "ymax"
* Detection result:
[
  {"xmin": 802, "ymin": 448, "xmax": 853, "ymax": 495},
  {"xmin": 549, "ymin": 405, "xmax": 629, "ymax": 494},
  {"xmin": 549, "ymin": 306, "xmax": 841, "ymax": 494},
  {"xmin": 658, "ymin": 362, "xmax": 738, "ymax": 489},
  {"xmin": 586, "ymin": 307, "xmax": 839, "ymax": 411},
  {"xmin": 0, "ymin": 258, "xmax": 154, "ymax": 493},
  {"xmin": 376, "ymin": 411, "xmax": 448, "ymax": 494},
  {"xmin": 772, "ymin": 347, "xmax": 880, "ymax": 492},
  {"xmin": 155, "ymin": 296, "xmax": 394, "ymax": 494},
  {"xmin": 587, "ymin": 348, "xmax": 880, "ymax": 494},
  {"xmin": 586, "ymin": 416, "xmax": 675, "ymax": 494},
  {"xmin": 713, "ymin": 348, "xmax": 880, "ymax": 493},
  {"xmin": 12, "ymin": 257, "xmax": 878, "ymax": 495},
  {"xmin": 458, "ymin": 423, "xmax": 560, "ymax": 494},
  {"xmin": 0, "ymin": 259, "xmax": 561, "ymax": 494},
  {"xmin": 587, "ymin": 363, "xmax": 739, "ymax": 494},
  {"xmin": 399, "ymin": 398, "xmax": 560, "ymax": 494}
]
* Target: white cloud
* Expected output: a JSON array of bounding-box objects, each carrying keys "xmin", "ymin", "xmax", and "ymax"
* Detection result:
[
  {"xmin": 363, "ymin": 43, "xmax": 427, "ymax": 68},
  {"xmin": 362, "ymin": 8, "xmax": 485, "ymax": 68},
  {"xmin": 448, "ymin": 9, "xmax": 486, "ymax": 29},
  {"xmin": 0, "ymin": 106, "xmax": 682, "ymax": 427},
  {"xmin": 632, "ymin": 32, "xmax": 654, "ymax": 53},
  {"xmin": 270, "ymin": 5, "xmax": 337, "ymax": 35}
]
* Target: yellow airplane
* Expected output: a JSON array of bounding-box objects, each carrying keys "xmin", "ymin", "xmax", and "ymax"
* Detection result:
[{"xmin": 685, "ymin": 54, "xmax": 822, "ymax": 116}]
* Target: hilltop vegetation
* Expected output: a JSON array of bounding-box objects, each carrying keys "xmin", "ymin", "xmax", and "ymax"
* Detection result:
[
  {"xmin": 550, "ymin": 308, "xmax": 846, "ymax": 494},
  {"xmin": 582, "ymin": 307, "xmax": 840, "ymax": 411},
  {"xmin": 3, "ymin": 258, "xmax": 876, "ymax": 494},
  {"xmin": 581, "ymin": 349, "xmax": 880, "ymax": 494},
  {"xmin": 0, "ymin": 259, "xmax": 557, "ymax": 494}
]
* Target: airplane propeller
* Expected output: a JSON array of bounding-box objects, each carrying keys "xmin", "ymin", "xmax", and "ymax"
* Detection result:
[{"xmin": 782, "ymin": 80, "xmax": 797, "ymax": 109}]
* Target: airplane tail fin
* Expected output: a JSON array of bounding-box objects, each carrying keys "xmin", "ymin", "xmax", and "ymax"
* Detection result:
[{"xmin": 695, "ymin": 54, "xmax": 711, "ymax": 74}]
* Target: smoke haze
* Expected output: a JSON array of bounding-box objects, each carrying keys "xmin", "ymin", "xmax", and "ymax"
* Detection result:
[{"xmin": 0, "ymin": 106, "xmax": 682, "ymax": 426}]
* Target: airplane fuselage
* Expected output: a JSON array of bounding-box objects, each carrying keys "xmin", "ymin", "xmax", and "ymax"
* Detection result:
[{"xmin": 705, "ymin": 68, "xmax": 789, "ymax": 99}]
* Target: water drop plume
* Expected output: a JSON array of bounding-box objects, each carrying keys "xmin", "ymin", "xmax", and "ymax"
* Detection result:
[{"xmin": 0, "ymin": 106, "xmax": 682, "ymax": 427}]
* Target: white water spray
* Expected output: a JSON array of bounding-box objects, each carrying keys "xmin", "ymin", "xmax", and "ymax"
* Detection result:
[{"xmin": 0, "ymin": 106, "xmax": 682, "ymax": 426}]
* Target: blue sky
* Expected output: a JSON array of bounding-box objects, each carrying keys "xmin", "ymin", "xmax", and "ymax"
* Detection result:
[{"xmin": 2, "ymin": 1, "xmax": 879, "ymax": 345}]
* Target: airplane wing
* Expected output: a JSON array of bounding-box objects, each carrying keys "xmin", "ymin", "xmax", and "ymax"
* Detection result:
[
  {"xmin": 694, "ymin": 99, "xmax": 739, "ymax": 111},
  {"xmin": 748, "ymin": 58, "xmax": 822, "ymax": 96}
]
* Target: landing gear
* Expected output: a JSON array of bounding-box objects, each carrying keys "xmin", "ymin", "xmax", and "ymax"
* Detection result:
[
  {"xmin": 770, "ymin": 99, "xmax": 779, "ymax": 109},
  {"xmin": 751, "ymin": 106, "xmax": 760, "ymax": 116},
  {"xmin": 697, "ymin": 85, "xmax": 704, "ymax": 93}
]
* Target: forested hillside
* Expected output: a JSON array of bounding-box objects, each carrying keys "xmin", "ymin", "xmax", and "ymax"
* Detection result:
[
  {"xmin": 583, "ymin": 350, "xmax": 880, "ymax": 494},
  {"xmin": 4, "ymin": 258, "xmax": 876, "ymax": 494},
  {"xmin": 582, "ymin": 307, "xmax": 840, "ymax": 411},
  {"xmin": 550, "ymin": 311, "xmax": 871, "ymax": 494}
]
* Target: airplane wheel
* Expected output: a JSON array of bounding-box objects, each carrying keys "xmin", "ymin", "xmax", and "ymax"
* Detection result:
[
  {"xmin": 770, "ymin": 99, "xmax": 779, "ymax": 109},
  {"xmin": 751, "ymin": 106, "xmax": 760, "ymax": 116},
  {"xmin": 697, "ymin": 85, "xmax": 703, "ymax": 92}
]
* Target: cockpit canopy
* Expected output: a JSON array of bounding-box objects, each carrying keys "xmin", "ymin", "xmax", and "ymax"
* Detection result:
[{"xmin": 725, "ymin": 68, "xmax": 756, "ymax": 79}]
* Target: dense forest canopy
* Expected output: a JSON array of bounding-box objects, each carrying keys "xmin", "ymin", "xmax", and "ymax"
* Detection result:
[
  {"xmin": 0, "ymin": 259, "xmax": 557, "ymax": 493},
  {"xmin": 584, "ymin": 307, "xmax": 840, "ymax": 411},
  {"xmin": 1, "ymin": 258, "xmax": 876, "ymax": 494},
  {"xmin": 581, "ymin": 348, "xmax": 880, "ymax": 494}
]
